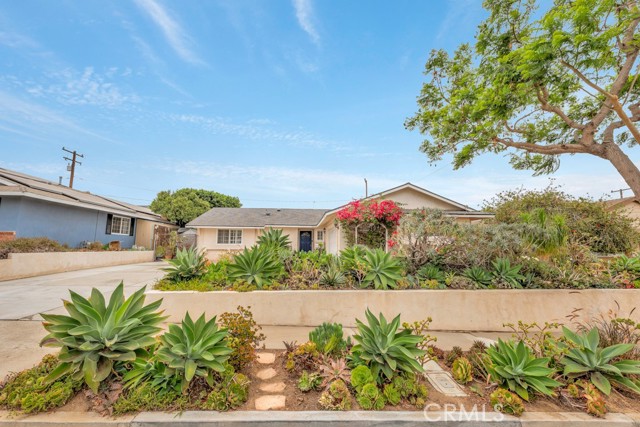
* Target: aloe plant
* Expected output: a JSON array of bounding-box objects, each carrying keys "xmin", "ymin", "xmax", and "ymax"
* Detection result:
[
  {"xmin": 257, "ymin": 227, "xmax": 291, "ymax": 249},
  {"xmin": 560, "ymin": 326, "xmax": 640, "ymax": 395},
  {"xmin": 361, "ymin": 249, "xmax": 403, "ymax": 290},
  {"xmin": 163, "ymin": 246, "xmax": 207, "ymax": 282},
  {"xmin": 156, "ymin": 312, "xmax": 232, "ymax": 392},
  {"xmin": 39, "ymin": 283, "xmax": 166, "ymax": 393},
  {"xmin": 485, "ymin": 339, "xmax": 561, "ymax": 401},
  {"xmin": 227, "ymin": 246, "xmax": 282, "ymax": 287},
  {"xmin": 351, "ymin": 309, "xmax": 425, "ymax": 381}
]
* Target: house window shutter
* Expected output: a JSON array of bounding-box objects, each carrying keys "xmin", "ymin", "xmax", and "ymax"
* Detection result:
[
  {"xmin": 129, "ymin": 218, "xmax": 136, "ymax": 236},
  {"xmin": 105, "ymin": 214, "xmax": 113, "ymax": 235}
]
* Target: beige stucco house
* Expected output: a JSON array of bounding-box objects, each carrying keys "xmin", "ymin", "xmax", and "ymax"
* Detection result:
[
  {"xmin": 605, "ymin": 196, "xmax": 640, "ymax": 228},
  {"xmin": 188, "ymin": 183, "xmax": 494, "ymax": 260}
]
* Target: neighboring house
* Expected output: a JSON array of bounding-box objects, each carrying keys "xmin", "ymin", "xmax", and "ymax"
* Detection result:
[
  {"xmin": 605, "ymin": 196, "xmax": 640, "ymax": 226},
  {"xmin": 188, "ymin": 182, "xmax": 494, "ymax": 260},
  {"xmin": 0, "ymin": 168, "xmax": 177, "ymax": 249}
]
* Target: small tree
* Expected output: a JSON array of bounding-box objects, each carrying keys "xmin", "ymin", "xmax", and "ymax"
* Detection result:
[{"xmin": 150, "ymin": 188, "xmax": 241, "ymax": 227}]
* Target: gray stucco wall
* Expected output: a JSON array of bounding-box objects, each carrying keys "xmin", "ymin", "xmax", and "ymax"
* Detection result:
[{"xmin": 0, "ymin": 196, "xmax": 135, "ymax": 248}]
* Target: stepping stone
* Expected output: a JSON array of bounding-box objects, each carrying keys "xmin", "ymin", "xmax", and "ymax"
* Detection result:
[
  {"xmin": 255, "ymin": 395, "xmax": 286, "ymax": 410},
  {"xmin": 257, "ymin": 352, "xmax": 276, "ymax": 364},
  {"xmin": 256, "ymin": 368, "xmax": 277, "ymax": 380},
  {"xmin": 259, "ymin": 382, "xmax": 286, "ymax": 393},
  {"xmin": 424, "ymin": 372, "xmax": 468, "ymax": 397}
]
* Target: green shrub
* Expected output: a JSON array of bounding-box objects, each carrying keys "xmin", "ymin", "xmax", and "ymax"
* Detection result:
[
  {"xmin": 0, "ymin": 237, "xmax": 68, "ymax": 259},
  {"xmin": 560, "ymin": 327, "xmax": 640, "ymax": 395},
  {"xmin": 156, "ymin": 312, "xmax": 232, "ymax": 392},
  {"xmin": 162, "ymin": 246, "xmax": 207, "ymax": 282},
  {"xmin": 0, "ymin": 355, "xmax": 82, "ymax": 414},
  {"xmin": 351, "ymin": 309, "xmax": 425, "ymax": 382},
  {"xmin": 39, "ymin": 283, "xmax": 166, "ymax": 393},
  {"xmin": 227, "ymin": 246, "xmax": 282, "ymax": 288},
  {"xmin": 485, "ymin": 339, "xmax": 561, "ymax": 401},
  {"xmin": 361, "ymin": 249, "xmax": 403, "ymax": 290},
  {"xmin": 308, "ymin": 323, "xmax": 348, "ymax": 356},
  {"xmin": 219, "ymin": 306, "xmax": 265, "ymax": 371}
]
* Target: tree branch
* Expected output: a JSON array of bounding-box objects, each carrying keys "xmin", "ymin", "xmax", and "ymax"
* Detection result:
[
  {"xmin": 492, "ymin": 137, "xmax": 588, "ymax": 155},
  {"xmin": 536, "ymin": 85, "xmax": 586, "ymax": 130}
]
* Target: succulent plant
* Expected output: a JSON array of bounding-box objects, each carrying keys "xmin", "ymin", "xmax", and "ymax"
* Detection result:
[
  {"xmin": 361, "ymin": 249, "xmax": 404, "ymax": 290},
  {"xmin": 257, "ymin": 228, "xmax": 291, "ymax": 249},
  {"xmin": 485, "ymin": 339, "xmax": 561, "ymax": 401},
  {"xmin": 452, "ymin": 357, "xmax": 473, "ymax": 384},
  {"xmin": 227, "ymin": 246, "xmax": 282, "ymax": 288},
  {"xmin": 382, "ymin": 383, "xmax": 401, "ymax": 405},
  {"xmin": 162, "ymin": 246, "xmax": 207, "ymax": 282},
  {"xmin": 318, "ymin": 357, "xmax": 351, "ymax": 389},
  {"xmin": 491, "ymin": 258, "xmax": 525, "ymax": 288},
  {"xmin": 309, "ymin": 323, "xmax": 348, "ymax": 356},
  {"xmin": 445, "ymin": 346, "xmax": 464, "ymax": 366},
  {"xmin": 462, "ymin": 266, "xmax": 492, "ymax": 288},
  {"xmin": 318, "ymin": 379, "xmax": 352, "ymax": 410},
  {"xmin": 156, "ymin": 312, "xmax": 232, "ymax": 392},
  {"xmin": 319, "ymin": 262, "xmax": 347, "ymax": 287},
  {"xmin": 122, "ymin": 345, "xmax": 179, "ymax": 394},
  {"xmin": 40, "ymin": 283, "xmax": 166, "ymax": 393},
  {"xmin": 391, "ymin": 372, "xmax": 428, "ymax": 408},
  {"xmin": 298, "ymin": 370, "xmax": 322, "ymax": 392},
  {"xmin": 417, "ymin": 264, "xmax": 445, "ymax": 283},
  {"xmin": 490, "ymin": 388, "xmax": 525, "ymax": 417},
  {"xmin": 356, "ymin": 383, "xmax": 385, "ymax": 410},
  {"xmin": 350, "ymin": 365, "xmax": 375, "ymax": 393},
  {"xmin": 351, "ymin": 309, "xmax": 425, "ymax": 381},
  {"xmin": 560, "ymin": 326, "xmax": 640, "ymax": 395}
]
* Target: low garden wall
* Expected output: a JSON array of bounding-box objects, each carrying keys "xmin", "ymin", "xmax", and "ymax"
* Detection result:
[
  {"xmin": 0, "ymin": 250, "xmax": 155, "ymax": 281},
  {"xmin": 145, "ymin": 288, "xmax": 640, "ymax": 332}
]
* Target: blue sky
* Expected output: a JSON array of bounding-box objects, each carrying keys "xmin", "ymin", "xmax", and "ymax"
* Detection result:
[{"xmin": 1, "ymin": 0, "xmax": 638, "ymax": 209}]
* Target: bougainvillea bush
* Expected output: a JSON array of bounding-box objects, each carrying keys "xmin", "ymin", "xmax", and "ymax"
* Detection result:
[{"xmin": 336, "ymin": 199, "xmax": 403, "ymax": 249}]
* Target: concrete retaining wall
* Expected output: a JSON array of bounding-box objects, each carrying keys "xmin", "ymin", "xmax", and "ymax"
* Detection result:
[
  {"xmin": 146, "ymin": 289, "xmax": 640, "ymax": 332},
  {"xmin": 0, "ymin": 250, "xmax": 154, "ymax": 281}
]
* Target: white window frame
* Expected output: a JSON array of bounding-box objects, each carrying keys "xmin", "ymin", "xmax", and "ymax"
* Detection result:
[
  {"xmin": 111, "ymin": 216, "xmax": 131, "ymax": 235},
  {"xmin": 217, "ymin": 229, "xmax": 242, "ymax": 245},
  {"xmin": 316, "ymin": 230, "xmax": 324, "ymax": 241}
]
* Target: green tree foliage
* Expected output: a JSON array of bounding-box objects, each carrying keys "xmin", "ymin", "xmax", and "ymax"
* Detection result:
[
  {"xmin": 406, "ymin": 0, "xmax": 640, "ymax": 196},
  {"xmin": 150, "ymin": 188, "xmax": 241, "ymax": 227}
]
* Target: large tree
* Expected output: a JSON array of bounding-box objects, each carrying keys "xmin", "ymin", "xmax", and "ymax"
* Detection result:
[
  {"xmin": 406, "ymin": 0, "xmax": 640, "ymax": 196},
  {"xmin": 150, "ymin": 188, "xmax": 241, "ymax": 227}
]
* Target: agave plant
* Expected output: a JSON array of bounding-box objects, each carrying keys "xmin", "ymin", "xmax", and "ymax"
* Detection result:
[
  {"xmin": 122, "ymin": 345, "xmax": 179, "ymax": 394},
  {"xmin": 156, "ymin": 312, "xmax": 232, "ymax": 392},
  {"xmin": 485, "ymin": 339, "xmax": 561, "ymax": 401},
  {"xmin": 40, "ymin": 283, "xmax": 166, "ymax": 393},
  {"xmin": 611, "ymin": 255, "xmax": 640, "ymax": 274},
  {"xmin": 257, "ymin": 227, "xmax": 291, "ymax": 249},
  {"xmin": 339, "ymin": 246, "xmax": 367, "ymax": 272},
  {"xmin": 351, "ymin": 309, "xmax": 425, "ymax": 381},
  {"xmin": 462, "ymin": 266, "xmax": 492, "ymax": 288},
  {"xmin": 227, "ymin": 246, "xmax": 282, "ymax": 287},
  {"xmin": 491, "ymin": 258, "xmax": 525, "ymax": 288},
  {"xmin": 417, "ymin": 264, "xmax": 445, "ymax": 283},
  {"xmin": 560, "ymin": 326, "xmax": 640, "ymax": 395},
  {"xmin": 361, "ymin": 249, "xmax": 403, "ymax": 290},
  {"xmin": 163, "ymin": 246, "xmax": 207, "ymax": 282}
]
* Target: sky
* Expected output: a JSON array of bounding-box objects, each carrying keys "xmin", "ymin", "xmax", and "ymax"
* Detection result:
[{"xmin": 1, "ymin": 0, "xmax": 638, "ymax": 210}]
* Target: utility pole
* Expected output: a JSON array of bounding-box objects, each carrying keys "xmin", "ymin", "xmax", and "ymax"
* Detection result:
[
  {"xmin": 611, "ymin": 188, "xmax": 632, "ymax": 199},
  {"xmin": 62, "ymin": 147, "xmax": 83, "ymax": 188},
  {"xmin": 364, "ymin": 178, "xmax": 368, "ymax": 198}
]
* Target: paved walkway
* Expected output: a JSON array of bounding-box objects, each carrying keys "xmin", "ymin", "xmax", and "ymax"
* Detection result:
[{"xmin": 0, "ymin": 262, "xmax": 166, "ymax": 379}]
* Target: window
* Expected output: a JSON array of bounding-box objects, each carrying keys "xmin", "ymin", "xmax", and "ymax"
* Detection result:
[
  {"xmin": 111, "ymin": 216, "xmax": 131, "ymax": 235},
  {"xmin": 316, "ymin": 230, "xmax": 324, "ymax": 241},
  {"xmin": 218, "ymin": 229, "xmax": 242, "ymax": 244}
]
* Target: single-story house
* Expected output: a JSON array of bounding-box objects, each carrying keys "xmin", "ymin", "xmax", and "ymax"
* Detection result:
[
  {"xmin": 188, "ymin": 182, "xmax": 494, "ymax": 260},
  {"xmin": 0, "ymin": 168, "xmax": 177, "ymax": 249},
  {"xmin": 605, "ymin": 196, "xmax": 640, "ymax": 228}
]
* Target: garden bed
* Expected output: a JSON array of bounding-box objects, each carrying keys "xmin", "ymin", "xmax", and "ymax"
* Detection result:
[{"xmin": 145, "ymin": 288, "xmax": 640, "ymax": 331}]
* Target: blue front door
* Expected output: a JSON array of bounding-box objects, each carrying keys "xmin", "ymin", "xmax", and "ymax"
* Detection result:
[{"xmin": 299, "ymin": 231, "xmax": 312, "ymax": 252}]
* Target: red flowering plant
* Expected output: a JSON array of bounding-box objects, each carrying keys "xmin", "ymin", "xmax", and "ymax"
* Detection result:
[{"xmin": 335, "ymin": 199, "xmax": 403, "ymax": 249}]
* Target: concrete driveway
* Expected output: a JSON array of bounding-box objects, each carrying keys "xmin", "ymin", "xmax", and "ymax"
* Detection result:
[{"xmin": 0, "ymin": 262, "xmax": 165, "ymax": 379}]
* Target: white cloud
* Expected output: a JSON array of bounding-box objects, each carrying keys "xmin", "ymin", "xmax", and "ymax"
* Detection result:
[
  {"xmin": 134, "ymin": 0, "xmax": 203, "ymax": 65},
  {"xmin": 27, "ymin": 67, "xmax": 140, "ymax": 108},
  {"xmin": 292, "ymin": 0, "xmax": 320, "ymax": 45}
]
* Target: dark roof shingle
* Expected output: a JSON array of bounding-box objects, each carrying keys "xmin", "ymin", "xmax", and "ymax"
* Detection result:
[{"xmin": 187, "ymin": 208, "xmax": 328, "ymax": 227}]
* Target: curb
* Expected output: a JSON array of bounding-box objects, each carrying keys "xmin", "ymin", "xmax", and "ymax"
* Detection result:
[{"xmin": 1, "ymin": 411, "xmax": 639, "ymax": 426}]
